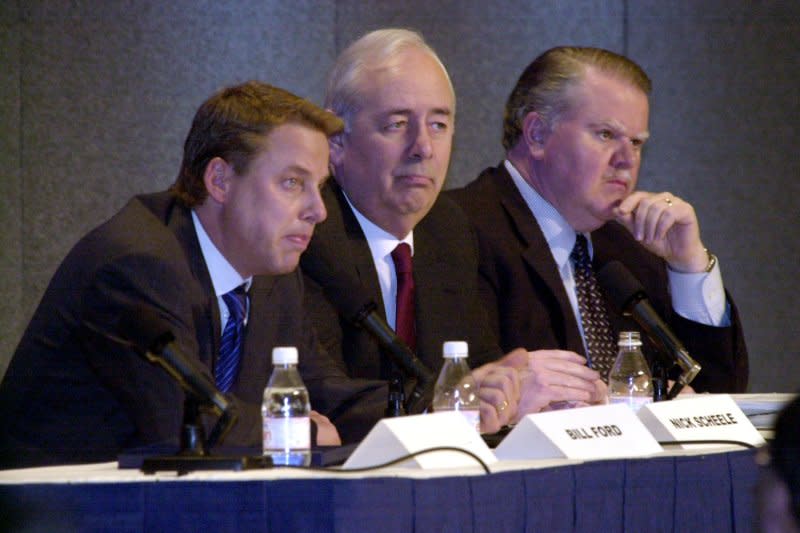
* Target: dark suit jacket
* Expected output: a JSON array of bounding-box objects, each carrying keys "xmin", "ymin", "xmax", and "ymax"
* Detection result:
[
  {"xmin": 0, "ymin": 191, "xmax": 318, "ymax": 468},
  {"xmin": 300, "ymin": 181, "xmax": 502, "ymax": 443},
  {"xmin": 447, "ymin": 164, "xmax": 749, "ymax": 393}
]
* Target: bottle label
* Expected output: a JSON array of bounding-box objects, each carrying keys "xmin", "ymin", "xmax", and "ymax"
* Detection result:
[
  {"xmin": 609, "ymin": 395, "xmax": 653, "ymax": 413},
  {"xmin": 263, "ymin": 416, "xmax": 310, "ymax": 452}
]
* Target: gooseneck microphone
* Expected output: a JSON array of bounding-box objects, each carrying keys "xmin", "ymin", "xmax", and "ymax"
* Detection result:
[
  {"xmin": 94, "ymin": 306, "xmax": 273, "ymax": 471},
  {"xmin": 596, "ymin": 261, "xmax": 702, "ymax": 399},
  {"xmin": 328, "ymin": 285, "xmax": 435, "ymax": 414},
  {"xmin": 346, "ymin": 299, "xmax": 435, "ymax": 387},
  {"xmin": 118, "ymin": 304, "xmax": 232, "ymax": 419},
  {"xmin": 302, "ymin": 251, "xmax": 435, "ymax": 414}
]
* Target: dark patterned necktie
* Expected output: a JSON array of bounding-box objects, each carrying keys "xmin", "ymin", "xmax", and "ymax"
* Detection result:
[
  {"xmin": 215, "ymin": 285, "xmax": 248, "ymax": 392},
  {"xmin": 571, "ymin": 234, "xmax": 616, "ymax": 380},
  {"xmin": 391, "ymin": 243, "xmax": 416, "ymax": 350}
]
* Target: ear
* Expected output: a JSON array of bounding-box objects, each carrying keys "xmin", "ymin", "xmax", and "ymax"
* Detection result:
[
  {"xmin": 203, "ymin": 157, "xmax": 232, "ymax": 204},
  {"xmin": 328, "ymin": 131, "xmax": 346, "ymax": 168},
  {"xmin": 521, "ymin": 112, "xmax": 549, "ymax": 158}
]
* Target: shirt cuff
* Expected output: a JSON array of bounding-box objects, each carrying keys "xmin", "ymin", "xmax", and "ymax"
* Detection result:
[{"xmin": 668, "ymin": 260, "xmax": 731, "ymax": 327}]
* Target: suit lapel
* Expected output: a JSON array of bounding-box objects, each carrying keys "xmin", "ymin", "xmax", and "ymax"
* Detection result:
[
  {"xmin": 493, "ymin": 166, "xmax": 586, "ymax": 355},
  {"xmin": 237, "ymin": 274, "xmax": 276, "ymax": 398},
  {"xmin": 243, "ymin": 275, "xmax": 275, "ymax": 354},
  {"xmin": 329, "ymin": 182, "xmax": 386, "ymax": 320},
  {"xmin": 412, "ymin": 214, "xmax": 457, "ymax": 368},
  {"xmin": 144, "ymin": 192, "xmax": 269, "ymax": 397},
  {"xmin": 315, "ymin": 182, "xmax": 388, "ymax": 378},
  {"xmin": 170, "ymin": 198, "xmax": 277, "ymax": 399},
  {"xmin": 162, "ymin": 198, "xmax": 220, "ymax": 368}
]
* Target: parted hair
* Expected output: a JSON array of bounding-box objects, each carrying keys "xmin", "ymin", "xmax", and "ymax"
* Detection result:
[
  {"xmin": 324, "ymin": 28, "xmax": 454, "ymax": 131},
  {"xmin": 502, "ymin": 46, "xmax": 652, "ymax": 150},
  {"xmin": 172, "ymin": 81, "xmax": 343, "ymax": 207}
]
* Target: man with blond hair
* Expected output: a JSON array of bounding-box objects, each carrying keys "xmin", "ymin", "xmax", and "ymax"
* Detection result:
[{"xmin": 0, "ymin": 81, "xmax": 343, "ymax": 468}]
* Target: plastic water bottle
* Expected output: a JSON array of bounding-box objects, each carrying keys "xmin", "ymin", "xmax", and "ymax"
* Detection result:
[
  {"xmin": 608, "ymin": 331, "xmax": 653, "ymax": 412},
  {"xmin": 432, "ymin": 341, "xmax": 481, "ymax": 433},
  {"xmin": 262, "ymin": 346, "xmax": 311, "ymax": 466}
]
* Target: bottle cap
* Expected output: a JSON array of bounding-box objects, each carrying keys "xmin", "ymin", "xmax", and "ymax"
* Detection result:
[
  {"xmin": 617, "ymin": 331, "xmax": 642, "ymax": 346},
  {"xmin": 442, "ymin": 341, "xmax": 468, "ymax": 359},
  {"xmin": 272, "ymin": 346, "xmax": 298, "ymax": 365}
]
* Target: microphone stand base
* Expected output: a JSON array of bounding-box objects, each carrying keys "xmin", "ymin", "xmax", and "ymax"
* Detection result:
[{"xmin": 140, "ymin": 454, "xmax": 272, "ymax": 474}]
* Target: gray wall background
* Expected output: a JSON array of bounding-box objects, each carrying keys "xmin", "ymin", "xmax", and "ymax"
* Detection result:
[{"xmin": 2, "ymin": 1, "xmax": 798, "ymax": 392}]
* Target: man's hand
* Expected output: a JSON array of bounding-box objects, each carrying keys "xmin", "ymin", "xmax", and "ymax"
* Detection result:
[
  {"xmin": 471, "ymin": 361, "xmax": 521, "ymax": 433},
  {"xmin": 544, "ymin": 379, "xmax": 609, "ymax": 411},
  {"xmin": 667, "ymin": 380, "xmax": 696, "ymax": 396},
  {"xmin": 310, "ymin": 410, "xmax": 341, "ymax": 446},
  {"xmin": 513, "ymin": 350, "xmax": 606, "ymax": 418},
  {"xmin": 614, "ymin": 191, "xmax": 709, "ymax": 273}
]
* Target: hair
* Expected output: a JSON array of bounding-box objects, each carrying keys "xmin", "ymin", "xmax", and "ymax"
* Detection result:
[
  {"xmin": 502, "ymin": 46, "xmax": 652, "ymax": 150},
  {"xmin": 770, "ymin": 395, "xmax": 800, "ymax": 524},
  {"xmin": 324, "ymin": 28, "xmax": 454, "ymax": 131},
  {"xmin": 171, "ymin": 81, "xmax": 343, "ymax": 207}
]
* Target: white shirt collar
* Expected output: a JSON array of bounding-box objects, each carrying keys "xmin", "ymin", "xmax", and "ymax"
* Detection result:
[
  {"xmin": 343, "ymin": 191, "xmax": 413, "ymax": 328},
  {"xmin": 504, "ymin": 160, "xmax": 591, "ymax": 271},
  {"xmin": 191, "ymin": 210, "xmax": 252, "ymax": 297},
  {"xmin": 344, "ymin": 193, "xmax": 414, "ymax": 256}
]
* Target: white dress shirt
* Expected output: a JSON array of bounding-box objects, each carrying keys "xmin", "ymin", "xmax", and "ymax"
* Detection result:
[
  {"xmin": 504, "ymin": 160, "xmax": 730, "ymax": 337},
  {"xmin": 343, "ymin": 193, "xmax": 414, "ymax": 332},
  {"xmin": 192, "ymin": 211, "xmax": 251, "ymax": 332}
]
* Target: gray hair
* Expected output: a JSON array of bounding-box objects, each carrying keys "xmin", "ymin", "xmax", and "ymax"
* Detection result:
[{"xmin": 325, "ymin": 28, "xmax": 455, "ymax": 131}]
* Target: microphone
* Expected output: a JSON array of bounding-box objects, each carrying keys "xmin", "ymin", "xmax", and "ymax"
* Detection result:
[
  {"xmin": 596, "ymin": 261, "xmax": 702, "ymax": 399},
  {"xmin": 113, "ymin": 306, "xmax": 274, "ymax": 471},
  {"xmin": 118, "ymin": 305, "xmax": 231, "ymax": 417},
  {"xmin": 328, "ymin": 284, "xmax": 436, "ymax": 414},
  {"xmin": 302, "ymin": 252, "xmax": 435, "ymax": 413}
]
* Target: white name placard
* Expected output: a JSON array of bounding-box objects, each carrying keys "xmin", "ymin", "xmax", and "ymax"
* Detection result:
[
  {"xmin": 494, "ymin": 403, "xmax": 662, "ymax": 461},
  {"xmin": 342, "ymin": 411, "xmax": 497, "ymax": 470},
  {"xmin": 637, "ymin": 394, "xmax": 766, "ymax": 448}
]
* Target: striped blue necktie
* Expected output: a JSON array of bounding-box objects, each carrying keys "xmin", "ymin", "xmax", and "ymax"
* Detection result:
[{"xmin": 215, "ymin": 285, "xmax": 247, "ymax": 392}]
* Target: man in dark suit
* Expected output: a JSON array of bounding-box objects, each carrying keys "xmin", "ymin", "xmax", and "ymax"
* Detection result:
[
  {"xmin": 0, "ymin": 81, "xmax": 343, "ymax": 468},
  {"xmin": 300, "ymin": 29, "xmax": 578, "ymax": 444},
  {"xmin": 449, "ymin": 47, "xmax": 748, "ymax": 411}
]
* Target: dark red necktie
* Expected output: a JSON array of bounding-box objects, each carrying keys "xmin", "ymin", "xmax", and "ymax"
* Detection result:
[{"xmin": 391, "ymin": 243, "xmax": 416, "ymax": 350}]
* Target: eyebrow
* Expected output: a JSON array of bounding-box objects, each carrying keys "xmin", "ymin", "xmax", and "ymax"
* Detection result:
[
  {"xmin": 430, "ymin": 107, "xmax": 452, "ymax": 117},
  {"xmin": 283, "ymin": 164, "xmax": 313, "ymax": 176},
  {"xmin": 384, "ymin": 107, "xmax": 453, "ymax": 117},
  {"xmin": 591, "ymin": 119, "xmax": 650, "ymax": 141}
]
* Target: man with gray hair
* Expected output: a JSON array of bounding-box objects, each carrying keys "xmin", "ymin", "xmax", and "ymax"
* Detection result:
[
  {"xmin": 449, "ymin": 47, "xmax": 748, "ymax": 408},
  {"xmin": 300, "ymin": 29, "xmax": 534, "ymax": 444}
]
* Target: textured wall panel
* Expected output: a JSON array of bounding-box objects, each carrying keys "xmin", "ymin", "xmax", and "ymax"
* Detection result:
[
  {"xmin": 0, "ymin": 3, "xmax": 22, "ymax": 371},
  {"xmin": 629, "ymin": 1, "xmax": 800, "ymax": 392},
  {"xmin": 16, "ymin": 1, "xmax": 334, "ymax": 344}
]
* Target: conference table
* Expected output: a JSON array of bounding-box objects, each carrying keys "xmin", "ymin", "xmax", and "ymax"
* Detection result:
[{"xmin": 0, "ymin": 444, "xmax": 761, "ymax": 532}]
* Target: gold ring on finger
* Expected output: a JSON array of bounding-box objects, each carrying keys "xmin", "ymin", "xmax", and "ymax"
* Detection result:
[{"xmin": 496, "ymin": 399, "xmax": 509, "ymax": 413}]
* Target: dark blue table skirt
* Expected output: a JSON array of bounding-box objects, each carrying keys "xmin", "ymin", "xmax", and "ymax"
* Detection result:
[{"xmin": 0, "ymin": 448, "xmax": 759, "ymax": 533}]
